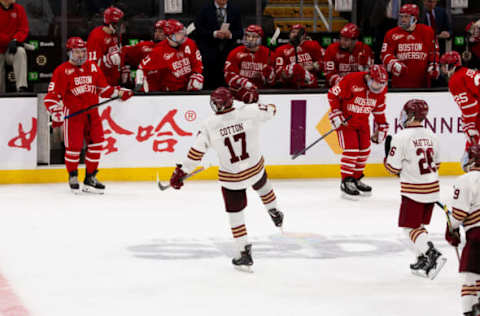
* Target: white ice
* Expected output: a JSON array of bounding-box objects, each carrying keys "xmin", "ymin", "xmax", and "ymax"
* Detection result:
[{"xmin": 0, "ymin": 177, "xmax": 465, "ymax": 316}]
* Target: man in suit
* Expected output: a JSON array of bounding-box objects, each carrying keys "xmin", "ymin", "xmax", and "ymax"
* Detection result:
[
  {"xmin": 422, "ymin": 0, "xmax": 451, "ymax": 55},
  {"xmin": 195, "ymin": 0, "xmax": 243, "ymax": 89}
]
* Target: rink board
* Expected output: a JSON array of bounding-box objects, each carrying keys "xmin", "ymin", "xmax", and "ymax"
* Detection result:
[{"xmin": 0, "ymin": 92, "xmax": 466, "ymax": 183}]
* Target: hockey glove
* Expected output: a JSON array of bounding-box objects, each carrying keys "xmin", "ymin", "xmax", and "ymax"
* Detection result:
[
  {"xmin": 103, "ymin": 49, "xmax": 121, "ymax": 68},
  {"xmin": 445, "ymin": 225, "xmax": 461, "ymax": 247},
  {"xmin": 427, "ymin": 63, "xmax": 440, "ymax": 80},
  {"xmin": 390, "ymin": 61, "xmax": 407, "ymax": 77},
  {"xmin": 187, "ymin": 73, "xmax": 204, "ymax": 91},
  {"xmin": 261, "ymin": 65, "xmax": 275, "ymax": 85},
  {"xmin": 121, "ymin": 65, "xmax": 131, "ymax": 85},
  {"xmin": 234, "ymin": 84, "xmax": 259, "ymax": 104},
  {"xmin": 328, "ymin": 109, "xmax": 346, "ymax": 129},
  {"xmin": 466, "ymin": 128, "xmax": 480, "ymax": 145},
  {"xmin": 47, "ymin": 103, "xmax": 64, "ymax": 127},
  {"xmin": 118, "ymin": 88, "xmax": 133, "ymax": 101},
  {"xmin": 170, "ymin": 165, "xmax": 187, "ymax": 190},
  {"xmin": 371, "ymin": 123, "xmax": 389, "ymax": 144},
  {"xmin": 7, "ymin": 40, "xmax": 18, "ymax": 55}
]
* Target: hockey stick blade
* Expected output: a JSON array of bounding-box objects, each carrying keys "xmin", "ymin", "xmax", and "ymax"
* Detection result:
[
  {"xmin": 291, "ymin": 116, "xmax": 351, "ymax": 160},
  {"xmin": 434, "ymin": 201, "xmax": 461, "ymax": 262},
  {"xmin": 157, "ymin": 167, "xmax": 205, "ymax": 191},
  {"xmin": 384, "ymin": 135, "xmax": 392, "ymax": 157}
]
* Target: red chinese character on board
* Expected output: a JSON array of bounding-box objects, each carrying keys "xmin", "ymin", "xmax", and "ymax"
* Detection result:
[
  {"xmin": 135, "ymin": 109, "xmax": 192, "ymax": 152},
  {"xmin": 8, "ymin": 118, "xmax": 37, "ymax": 151},
  {"xmin": 100, "ymin": 106, "xmax": 134, "ymax": 154}
]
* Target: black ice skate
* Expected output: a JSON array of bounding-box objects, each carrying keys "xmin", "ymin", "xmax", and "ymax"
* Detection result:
[
  {"xmin": 354, "ymin": 174, "xmax": 372, "ymax": 196},
  {"xmin": 341, "ymin": 177, "xmax": 360, "ymax": 200},
  {"xmin": 68, "ymin": 170, "xmax": 80, "ymax": 194},
  {"xmin": 472, "ymin": 300, "xmax": 480, "ymax": 316},
  {"xmin": 268, "ymin": 208, "xmax": 284, "ymax": 230},
  {"xmin": 232, "ymin": 244, "xmax": 253, "ymax": 273},
  {"xmin": 424, "ymin": 242, "xmax": 447, "ymax": 280},
  {"xmin": 409, "ymin": 254, "xmax": 429, "ymax": 278},
  {"xmin": 83, "ymin": 170, "xmax": 105, "ymax": 194}
]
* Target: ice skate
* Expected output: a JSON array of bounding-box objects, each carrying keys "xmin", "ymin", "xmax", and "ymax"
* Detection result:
[
  {"xmin": 83, "ymin": 170, "xmax": 105, "ymax": 194},
  {"xmin": 341, "ymin": 177, "xmax": 360, "ymax": 200},
  {"xmin": 68, "ymin": 170, "xmax": 80, "ymax": 194},
  {"xmin": 232, "ymin": 244, "xmax": 253, "ymax": 273},
  {"xmin": 268, "ymin": 208, "xmax": 284, "ymax": 231},
  {"xmin": 424, "ymin": 242, "xmax": 447, "ymax": 280},
  {"xmin": 354, "ymin": 175, "xmax": 372, "ymax": 196},
  {"xmin": 409, "ymin": 254, "xmax": 429, "ymax": 278}
]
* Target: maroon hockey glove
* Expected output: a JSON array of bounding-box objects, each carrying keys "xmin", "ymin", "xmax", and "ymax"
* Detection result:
[
  {"xmin": 170, "ymin": 165, "xmax": 187, "ymax": 190},
  {"xmin": 235, "ymin": 85, "xmax": 259, "ymax": 104},
  {"xmin": 445, "ymin": 225, "xmax": 461, "ymax": 247}
]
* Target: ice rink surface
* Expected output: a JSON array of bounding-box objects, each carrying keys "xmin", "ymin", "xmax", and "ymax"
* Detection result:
[{"xmin": 0, "ymin": 176, "xmax": 466, "ymax": 316}]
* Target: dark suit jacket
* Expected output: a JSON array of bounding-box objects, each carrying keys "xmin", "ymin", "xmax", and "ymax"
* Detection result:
[
  {"xmin": 195, "ymin": 2, "xmax": 243, "ymax": 61},
  {"xmin": 422, "ymin": 6, "xmax": 452, "ymax": 36}
]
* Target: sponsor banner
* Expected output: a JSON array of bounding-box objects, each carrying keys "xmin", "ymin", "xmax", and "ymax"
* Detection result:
[
  {"xmin": 100, "ymin": 92, "xmax": 463, "ymax": 168},
  {"xmin": 0, "ymin": 98, "xmax": 37, "ymax": 169}
]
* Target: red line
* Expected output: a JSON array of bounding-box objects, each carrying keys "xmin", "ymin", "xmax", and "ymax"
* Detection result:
[{"xmin": 0, "ymin": 270, "xmax": 31, "ymax": 316}]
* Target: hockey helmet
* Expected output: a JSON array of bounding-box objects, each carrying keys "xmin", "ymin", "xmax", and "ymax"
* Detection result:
[
  {"xmin": 399, "ymin": 4, "xmax": 419, "ymax": 19},
  {"xmin": 66, "ymin": 37, "xmax": 87, "ymax": 66},
  {"xmin": 289, "ymin": 24, "xmax": 306, "ymax": 46},
  {"xmin": 366, "ymin": 65, "xmax": 388, "ymax": 93},
  {"xmin": 401, "ymin": 99, "xmax": 429, "ymax": 127},
  {"xmin": 244, "ymin": 25, "xmax": 263, "ymax": 50},
  {"xmin": 440, "ymin": 51, "xmax": 462, "ymax": 78},
  {"xmin": 154, "ymin": 20, "xmax": 168, "ymax": 42},
  {"xmin": 340, "ymin": 23, "xmax": 360, "ymax": 39},
  {"xmin": 164, "ymin": 19, "xmax": 186, "ymax": 45},
  {"xmin": 398, "ymin": 4, "xmax": 419, "ymax": 31},
  {"xmin": 66, "ymin": 37, "xmax": 86, "ymax": 50},
  {"xmin": 210, "ymin": 87, "xmax": 234, "ymax": 113}
]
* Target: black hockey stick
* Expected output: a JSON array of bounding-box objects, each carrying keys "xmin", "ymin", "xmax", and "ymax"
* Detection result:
[
  {"xmin": 384, "ymin": 135, "xmax": 393, "ymax": 157},
  {"xmin": 157, "ymin": 167, "xmax": 206, "ymax": 191},
  {"xmin": 435, "ymin": 201, "xmax": 461, "ymax": 262},
  {"xmin": 64, "ymin": 96, "xmax": 120, "ymax": 119},
  {"xmin": 291, "ymin": 116, "xmax": 351, "ymax": 160}
]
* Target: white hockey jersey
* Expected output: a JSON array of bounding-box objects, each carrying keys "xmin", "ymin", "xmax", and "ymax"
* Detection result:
[
  {"xmin": 450, "ymin": 169, "xmax": 480, "ymax": 233},
  {"xmin": 182, "ymin": 103, "xmax": 276, "ymax": 190},
  {"xmin": 385, "ymin": 126, "xmax": 440, "ymax": 203}
]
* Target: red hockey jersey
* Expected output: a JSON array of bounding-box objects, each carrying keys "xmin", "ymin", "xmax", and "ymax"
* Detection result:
[
  {"xmin": 328, "ymin": 72, "xmax": 387, "ymax": 128},
  {"xmin": 44, "ymin": 61, "xmax": 116, "ymax": 113},
  {"xmin": 87, "ymin": 26, "xmax": 122, "ymax": 86},
  {"xmin": 274, "ymin": 40, "xmax": 324, "ymax": 88},
  {"xmin": 138, "ymin": 38, "xmax": 203, "ymax": 92},
  {"xmin": 224, "ymin": 45, "xmax": 275, "ymax": 89},
  {"xmin": 122, "ymin": 41, "xmax": 156, "ymax": 68},
  {"xmin": 381, "ymin": 24, "xmax": 438, "ymax": 88},
  {"xmin": 323, "ymin": 41, "xmax": 374, "ymax": 87}
]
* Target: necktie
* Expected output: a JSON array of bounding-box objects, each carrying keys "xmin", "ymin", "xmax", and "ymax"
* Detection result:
[
  {"xmin": 217, "ymin": 8, "xmax": 225, "ymax": 27},
  {"xmin": 429, "ymin": 11, "xmax": 437, "ymax": 32},
  {"xmin": 391, "ymin": 0, "xmax": 399, "ymax": 19}
]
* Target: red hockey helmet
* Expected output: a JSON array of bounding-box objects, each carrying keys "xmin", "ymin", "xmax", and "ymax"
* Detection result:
[
  {"xmin": 164, "ymin": 19, "xmax": 185, "ymax": 36},
  {"xmin": 340, "ymin": 23, "xmax": 360, "ymax": 39},
  {"xmin": 399, "ymin": 4, "xmax": 419, "ymax": 19},
  {"xmin": 440, "ymin": 51, "xmax": 462, "ymax": 67},
  {"xmin": 210, "ymin": 87, "xmax": 234, "ymax": 113},
  {"xmin": 369, "ymin": 64, "xmax": 388, "ymax": 84},
  {"xmin": 401, "ymin": 99, "xmax": 429, "ymax": 126},
  {"xmin": 104, "ymin": 6, "xmax": 124, "ymax": 25},
  {"xmin": 66, "ymin": 37, "xmax": 86, "ymax": 50},
  {"xmin": 291, "ymin": 24, "xmax": 306, "ymax": 32},
  {"xmin": 154, "ymin": 19, "xmax": 168, "ymax": 31},
  {"xmin": 245, "ymin": 24, "xmax": 264, "ymax": 38}
]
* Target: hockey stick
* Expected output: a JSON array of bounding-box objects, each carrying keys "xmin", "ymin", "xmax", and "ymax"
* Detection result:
[
  {"xmin": 384, "ymin": 135, "xmax": 393, "ymax": 157},
  {"xmin": 291, "ymin": 116, "xmax": 351, "ymax": 160},
  {"xmin": 157, "ymin": 167, "xmax": 206, "ymax": 191},
  {"xmin": 435, "ymin": 201, "xmax": 461, "ymax": 262},
  {"xmin": 64, "ymin": 96, "xmax": 120, "ymax": 119}
]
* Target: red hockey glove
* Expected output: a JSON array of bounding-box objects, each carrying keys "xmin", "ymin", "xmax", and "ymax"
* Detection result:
[
  {"xmin": 261, "ymin": 65, "xmax": 275, "ymax": 85},
  {"xmin": 328, "ymin": 109, "xmax": 346, "ymax": 129},
  {"xmin": 465, "ymin": 128, "xmax": 480, "ymax": 145},
  {"xmin": 390, "ymin": 60, "xmax": 407, "ymax": 77},
  {"xmin": 187, "ymin": 73, "xmax": 204, "ymax": 91},
  {"xmin": 103, "ymin": 49, "xmax": 121, "ymax": 68},
  {"xmin": 119, "ymin": 88, "xmax": 133, "ymax": 101},
  {"xmin": 427, "ymin": 63, "xmax": 440, "ymax": 80},
  {"xmin": 170, "ymin": 165, "xmax": 187, "ymax": 190},
  {"xmin": 371, "ymin": 123, "xmax": 389, "ymax": 144},
  {"xmin": 46, "ymin": 103, "xmax": 64, "ymax": 127},
  {"xmin": 445, "ymin": 225, "xmax": 461, "ymax": 247}
]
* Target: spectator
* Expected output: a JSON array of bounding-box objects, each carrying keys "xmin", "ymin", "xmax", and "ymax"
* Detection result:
[
  {"xmin": 381, "ymin": 4, "xmax": 439, "ymax": 88},
  {"xmin": 463, "ymin": 20, "xmax": 480, "ymax": 69},
  {"xmin": 421, "ymin": 0, "xmax": 451, "ymax": 55},
  {"xmin": 136, "ymin": 19, "xmax": 204, "ymax": 92},
  {"xmin": 195, "ymin": 0, "xmax": 243, "ymax": 89},
  {"xmin": 0, "ymin": 0, "xmax": 29, "ymax": 93},
  {"xmin": 274, "ymin": 24, "xmax": 324, "ymax": 89},
  {"xmin": 224, "ymin": 25, "xmax": 274, "ymax": 103},
  {"xmin": 323, "ymin": 23, "xmax": 374, "ymax": 87},
  {"xmin": 87, "ymin": 6, "xmax": 124, "ymax": 86}
]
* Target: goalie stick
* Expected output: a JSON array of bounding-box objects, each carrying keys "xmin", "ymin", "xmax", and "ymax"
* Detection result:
[
  {"xmin": 435, "ymin": 201, "xmax": 461, "ymax": 263},
  {"xmin": 291, "ymin": 116, "xmax": 351, "ymax": 160},
  {"xmin": 157, "ymin": 167, "xmax": 206, "ymax": 191}
]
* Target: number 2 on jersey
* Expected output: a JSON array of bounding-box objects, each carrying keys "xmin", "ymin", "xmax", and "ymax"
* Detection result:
[
  {"xmin": 417, "ymin": 147, "xmax": 436, "ymax": 175},
  {"xmin": 224, "ymin": 132, "xmax": 250, "ymax": 163}
]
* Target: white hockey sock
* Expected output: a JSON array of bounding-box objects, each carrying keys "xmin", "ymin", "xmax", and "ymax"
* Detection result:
[
  {"xmin": 403, "ymin": 227, "xmax": 430, "ymax": 256},
  {"xmin": 461, "ymin": 273, "xmax": 480, "ymax": 314},
  {"xmin": 254, "ymin": 179, "xmax": 278, "ymax": 210},
  {"xmin": 228, "ymin": 211, "xmax": 249, "ymax": 257}
]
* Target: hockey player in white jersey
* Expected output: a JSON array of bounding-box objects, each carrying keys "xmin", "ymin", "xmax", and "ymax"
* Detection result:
[
  {"xmin": 445, "ymin": 144, "xmax": 480, "ymax": 316},
  {"xmin": 169, "ymin": 87, "xmax": 284, "ymax": 272},
  {"xmin": 384, "ymin": 99, "xmax": 446, "ymax": 279}
]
